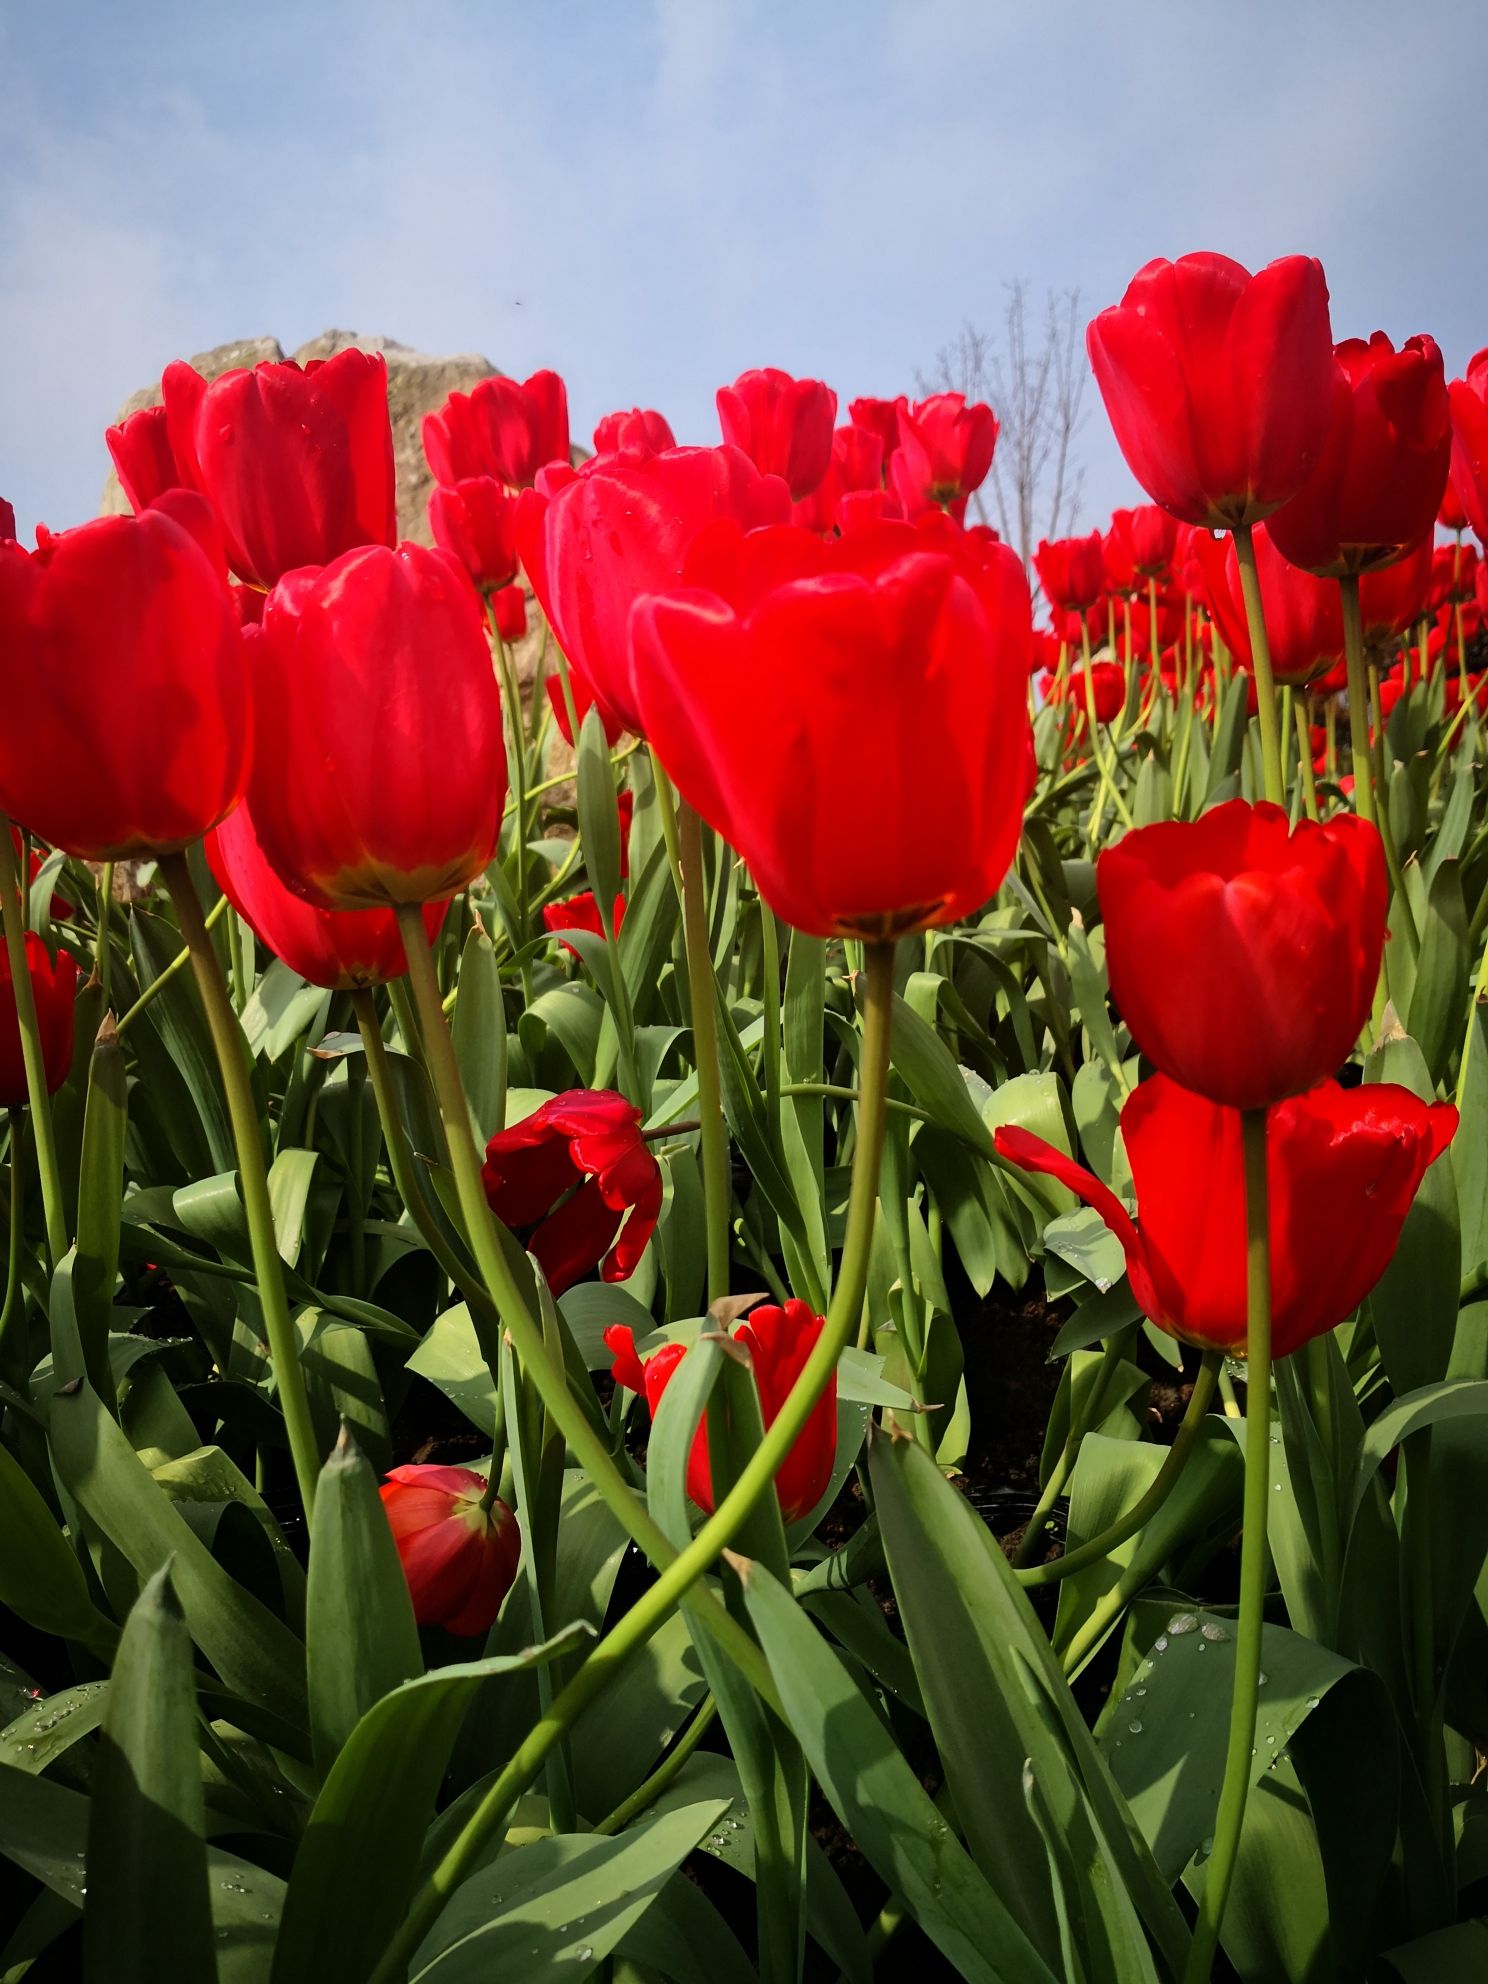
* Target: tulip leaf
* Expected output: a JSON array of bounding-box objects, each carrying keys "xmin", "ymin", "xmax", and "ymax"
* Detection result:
[
  {"xmin": 887, "ymin": 992, "xmax": 996, "ymax": 1159},
  {"xmin": 295, "ymin": 1308, "xmax": 391, "ymax": 1472},
  {"xmin": 0, "ymin": 1422, "xmax": 115, "ymax": 1651},
  {"xmin": 241, "ymin": 958, "xmax": 327, "ymax": 1062},
  {"xmin": 1376, "ymin": 1921, "xmax": 1488, "ymax": 1981},
  {"xmin": 73, "ymin": 1016, "xmax": 128, "ymax": 1409},
  {"xmin": 406, "ymin": 1302, "xmax": 500, "ymax": 1432},
  {"xmin": 83, "ymin": 1563, "xmax": 217, "ymax": 1982},
  {"xmin": 1455, "ymin": 1002, "xmax": 1488, "ymax": 1277},
  {"xmin": 575, "ymin": 703, "xmax": 623, "ymax": 924},
  {"xmin": 1350, "ymin": 1379, "xmax": 1488, "ymax": 1528},
  {"xmin": 1369, "ymin": 1136, "xmax": 1461, "ymax": 1396},
  {"xmin": 913, "ymin": 1125, "xmax": 1030, "ymax": 1295},
  {"xmin": 618, "ymin": 833, "xmax": 680, "ymax": 1025},
  {"xmin": 129, "ymin": 906, "xmax": 236, "ymax": 1172},
  {"xmin": 1203, "ymin": 674, "xmax": 1251, "ymax": 803},
  {"xmin": 452, "ymin": 924, "xmax": 507, "ymax": 1142},
  {"xmin": 1406, "ymin": 858, "xmax": 1469, "ymax": 1086},
  {"xmin": 0, "ymin": 1680, "xmax": 109, "ymax": 1776},
  {"xmin": 613, "ymin": 1867, "xmax": 761, "ymax": 1984},
  {"xmin": 270, "ymin": 1623, "xmax": 594, "ymax": 1984},
  {"xmin": 528, "ymin": 981, "xmax": 604, "ymax": 1087}
]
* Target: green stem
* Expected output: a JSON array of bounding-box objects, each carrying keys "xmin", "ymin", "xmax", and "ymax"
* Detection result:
[
  {"xmin": 676, "ymin": 797, "xmax": 732, "ymax": 1304},
  {"xmin": 759, "ymin": 887, "xmax": 783, "ymax": 1149},
  {"xmin": 160, "ymin": 852, "xmax": 321, "ymax": 1516},
  {"xmin": 1014, "ymin": 1324, "xmax": 1135, "ymax": 1568},
  {"xmin": 1338, "ymin": 574, "xmax": 1376, "ymax": 828},
  {"xmin": 0, "ymin": 1111, "xmax": 25, "ymax": 1391},
  {"xmin": 1232, "ymin": 525, "xmax": 1284, "ymax": 806},
  {"xmin": 1294, "ymin": 697, "xmax": 1320, "ymax": 823},
  {"xmin": 1184, "ymin": 1106, "xmax": 1272, "ymax": 1984},
  {"xmin": 1017, "ymin": 1352, "xmax": 1221, "ymax": 1587},
  {"xmin": 781, "ymin": 1082, "xmax": 929, "ymax": 1126},
  {"xmin": 370, "ymin": 930, "xmax": 896, "ymax": 1984},
  {"xmin": 593, "ymin": 1694, "xmax": 718, "ymax": 1836},
  {"xmin": 0, "ymin": 817, "xmax": 65, "ymax": 1268},
  {"xmin": 115, "ymin": 891, "xmax": 231, "ymax": 1036},
  {"xmin": 1304, "ymin": 1335, "xmax": 1341, "ymax": 1634},
  {"xmin": 96, "ymin": 863, "xmax": 114, "ymax": 1013},
  {"xmin": 490, "ymin": 608, "xmax": 531, "ymax": 945}
]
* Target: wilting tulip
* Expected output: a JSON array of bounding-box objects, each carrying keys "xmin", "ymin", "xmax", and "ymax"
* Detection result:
[
  {"xmin": 205, "ymin": 803, "xmax": 446, "ymax": 992},
  {"xmin": 631, "ymin": 518, "xmax": 1032, "ymax": 939},
  {"xmin": 605, "ymin": 1299, "xmax": 837, "ymax": 1522},
  {"xmin": 379, "ymin": 1465, "xmax": 521, "ymax": 1636},
  {"xmin": 1267, "ymin": 334, "xmax": 1451, "ymax": 577},
  {"xmin": 1098, "ymin": 799, "xmax": 1386, "ymax": 1112},
  {"xmin": 482, "ymin": 1089, "xmax": 662, "ymax": 1295},
  {"xmin": 888, "ymin": 393, "xmax": 998, "ymax": 523},
  {"xmin": 1360, "ymin": 536, "xmax": 1434, "ymax": 643},
  {"xmin": 423, "ymin": 370, "xmax": 569, "ymax": 492},
  {"xmin": 592, "ymin": 407, "xmax": 677, "ymax": 463},
  {"xmin": 1034, "ymin": 532, "xmax": 1107, "ymax": 615},
  {"xmin": 162, "ymin": 349, "xmax": 396, "ymax": 591},
  {"xmin": 427, "ymin": 477, "xmax": 520, "ymax": 594},
  {"xmin": 106, "ymin": 404, "xmax": 190, "ymax": 514},
  {"xmin": 1191, "ymin": 526, "xmax": 1344, "ymax": 685},
  {"xmin": 1087, "ymin": 252, "xmax": 1335, "ymax": 529},
  {"xmin": 516, "ymin": 447, "xmax": 791, "ymax": 738},
  {"xmin": 0, "ymin": 507, "xmax": 249, "ymax": 860},
  {"xmin": 996, "ymin": 1073, "xmax": 1456, "ymax": 1359},
  {"xmin": 248, "ymin": 543, "xmax": 505, "ymax": 910},
  {"xmin": 791, "ymin": 424, "xmax": 886, "ymax": 534},
  {"xmin": 716, "ymin": 368, "xmax": 837, "ymax": 501},
  {"xmin": 0, "ymin": 933, "xmax": 77, "ymax": 1106},
  {"xmin": 1448, "ymin": 350, "xmax": 1488, "ymax": 544},
  {"xmin": 542, "ymin": 890, "xmax": 626, "ymax": 957}
]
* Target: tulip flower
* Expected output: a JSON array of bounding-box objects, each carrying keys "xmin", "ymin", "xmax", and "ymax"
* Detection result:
[
  {"xmin": 1447, "ymin": 349, "xmax": 1488, "ymax": 544},
  {"xmin": 205, "ymin": 803, "xmax": 446, "ymax": 992},
  {"xmin": 995, "ymin": 1072, "xmax": 1456, "ymax": 1360},
  {"xmin": 887, "ymin": 395, "xmax": 998, "ymax": 526},
  {"xmin": 379, "ymin": 1465, "xmax": 521, "ymax": 1636},
  {"xmin": 592, "ymin": 407, "xmax": 676, "ymax": 463},
  {"xmin": 161, "ymin": 349, "xmax": 397, "ymax": 591},
  {"xmin": 0, "ymin": 932, "xmax": 77, "ymax": 1106},
  {"xmin": 631, "ymin": 518, "xmax": 1033, "ymax": 940},
  {"xmin": 106, "ymin": 404, "xmax": 191, "ymax": 514},
  {"xmin": 490, "ymin": 584, "xmax": 528, "ymax": 644},
  {"xmin": 542, "ymin": 890, "xmax": 626, "ymax": 957},
  {"xmin": 791, "ymin": 424, "xmax": 886, "ymax": 534},
  {"xmin": 1114, "ymin": 504, "xmax": 1181, "ymax": 578},
  {"xmin": 1360, "ymin": 536, "xmax": 1434, "ymax": 643},
  {"xmin": 1267, "ymin": 334, "xmax": 1451, "ymax": 577},
  {"xmin": 0, "ymin": 507, "xmax": 250, "ymax": 861},
  {"xmin": 1087, "ymin": 252, "xmax": 1335, "ymax": 530},
  {"xmin": 1426, "ymin": 542, "xmax": 1477, "ymax": 613},
  {"xmin": 516, "ymin": 446, "xmax": 791, "ymax": 739},
  {"xmin": 427, "ymin": 477, "xmax": 520, "ymax": 594},
  {"xmin": 1042, "ymin": 662, "xmax": 1124, "ymax": 726},
  {"xmin": 1440, "ymin": 477, "xmax": 1471, "ymax": 534},
  {"xmin": 1098, "ymin": 799, "xmax": 1386, "ymax": 1113},
  {"xmin": 847, "ymin": 396, "xmax": 907, "ymax": 459},
  {"xmin": 0, "ymin": 499, "xmax": 14, "ymax": 542},
  {"xmin": 247, "ymin": 542, "xmax": 505, "ymax": 910},
  {"xmin": 422, "ymin": 370, "xmax": 570, "ymax": 492},
  {"xmin": 481, "ymin": 1089, "xmax": 662, "ymax": 1295},
  {"xmin": 605, "ymin": 1299, "xmax": 837, "ymax": 1522},
  {"xmin": 1034, "ymin": 532, "xmax": 1108, "ymax": 615},
  {"xmin": 1191, "ymin": 525, "xmax": 1344, "ymax": 685},
  {"xmin": 716, "ymin": 368, "xmax": 838, "ymax": 501}
]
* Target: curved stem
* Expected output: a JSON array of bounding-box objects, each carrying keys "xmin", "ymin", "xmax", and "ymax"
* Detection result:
[
  {"xmin": 1014, "ymin": 1324, "xmax": 1135, "ymax": 1569},
  {"xmin": 781, "ymin": 1082, "xmax": 930, "ymax": 1125},
  {"xmin": 0, "ymin": 817, "xmax": 65, "ymax": 1269},
  {"xmin": 1338, "ymin": 574, "xmax": 1376, "ymax": 827},
  {"xmin": 1184, "ymin": 1106, "xmax": 1272, "ymax": 1984},
  {"xmin": 1017, "ymin": 1351, "xmax": 1221, "ymax": 1587},
  {"xmin": 1231, "ymin": 525, "xmax": 1284, "ymax": 806},
  {"xmin": 593, "ymin": 1693, "xmax": 718, "ymax": 1837},
  {"xmin": 160, "ymin": 852, "xmax": 321, "ymax": 1517},
  {"xmin": 675, "ymin": 797, "xmax": 731, "ymax": 1305},
  {"xmin": 115, "ymin": 891, "xmax": 230, "ymax": 1036}
]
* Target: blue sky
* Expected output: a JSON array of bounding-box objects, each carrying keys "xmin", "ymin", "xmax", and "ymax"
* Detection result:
[{"xmin": 1, "ymin": 0, "xmax": 1481, "ymax": 543}]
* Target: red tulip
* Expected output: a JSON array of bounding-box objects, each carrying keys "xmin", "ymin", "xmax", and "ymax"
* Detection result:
[
  {"xmin": 162, "ymin": 349, "xmax": 396, "ymax": 591},
  {"xmin": 605, "ymin": 1298, "xmax": 837, "ymax": 1522},
  {"xmin": 379, "ymin": 1465, "xmax": 521, "ymax": 1636},
  {"xmin": 1087, "ymin": 253, "xmax": 1335, "ymax": 530},
  {"xmin": 422, "ymin": 370, "xmax": 569, "ymax": 492},
  {"xmin": 1116, "ymin": 504, "xmax": 1181, "ymax": 578},
  {"xmin": 1034, "ymin": 531, "xmax": 1107, "ymax": 614},
  {"xmin": 887, "ymin": 394, "xmax": 998, "ymax": 525},
  {"xmin": 482, "ymin": 1089, "xmax": 662, "ymax": 1295},
  {"xmin": 1044, "ymin": 661, "xmax": 1124, "ymax": 725},
  {"xmin": 427, "ymin": 477, "xmax": 519, "ymax": 594},
  {"xmin": 106, "ymin": 404, "xmax": 191, "ymax": 514},
  {"xmin": 716, "ymin": 368, "xmax": 837, "ymax": 502},
  {"xmin": 516, "ymin": 447, "xmax": 791, "ymax": 739},
  {"xmin": 542, "ymin": 890, "xmax": 626, "ymax": 957},
  {"xmin": 847, "ymin": 397, "xmax": 907, "ymax": 459},
  {"xmin": 1102, "ymin": 524, "xmax": 1138, "ymax": 597},
  {"xmin": 1359, "ymin": 536, "xmax": 1434, "ymax": 642},
  {"xmin": 630, "ymin": 517, "xmax": 1032, "ymax": 940},
  {"xmin": 247, "ymin": 543, "xmax": 504, "ymax": 910},
  {"xmin": 0, "ymin": 500, "xmax": 14, "ymax": 543},
  {"xmin": 1426, "ymin": 541, "xmax": 1477, "ymax": 612},
  {"xmin": 490, "ymin": 584, "xmax": 528, "ymax": 645},
  {"xmin": 1191, "ymin": 524, "xmax": 1344, "ymax": 685},
  {"xmin": 592, "ymin": 408, "xmax": 676, "ymax": 463},
  {"xmin": 791, "ymin": 424, "xmax": 885, "ymax": 535},
  {"xmin": 1268, "ymin": 334, "xmax": 1451, "ymax": 577},
  {"xmin": 1439, "ymin": 477, "xmax": 1471, "ymax": 535},
  {"xmin": 0, "ymin": 932, "xmax": 77, "ymax": 1106},
  {"xmin": 1447, "ymin": 349, "xmax": 1488, "ymax": 544},
  {"xmin": 995, "ymin": 1073, "xmax": 1456, "ymax": 1359},
  {"xmin": 205, "ymin": 803, "xmax": 446, "ymax": 992},
  {"xmin": 0, "ymin": 507, "xmax": 249, "ymax": 860},
  {"xmin": 1098, "ymin": 799, "xmax": 1386, "ymax": 1112}
]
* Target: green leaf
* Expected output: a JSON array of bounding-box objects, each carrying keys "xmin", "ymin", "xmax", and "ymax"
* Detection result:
[
  {"xmin": 528, "ymin": 982, "xmax": 604, "ymax": 1087},
  {"xmin": 576, "ymin": 704, "xmax": 623, "ymax": 919},
  {"xmin": 1368, "ymin": 1135, "xmax": 1460, "ymax": 1396},
  {"xmin": 1455, "ymin": 1001, "xmax": 1488, "ymax": 1276},
  {"xmin": 268, "ymin": 1147, "xmax": 320, "ymax": 1269},
  {"xmin": 406, "ymin": 1798, "xmax": 731, "ymax": 1982},
  {"xmin": 1288, "ymin": 1666, "xmax": 1403, "ymax": 1979},
  {"xmin": 295, "ymin": 1309, "xmax": 391, "ymax": 1473},
  {"xmin": 242, "ymin": 958, "xmax": 327, "ymax": 1062},
  {"xmin": 914, "ymin": 1126, "xmax": 1029, "ymax": 1296},
  {"xmin": 742, "ymin": 1556, "xmax": 1060, "ymax": 1984},
  {"xmin": 614, "ymin": 1867, "xmax": 758, "ymax": 1984},
  {"xmin": 84, "ymin": 1562, "xmax": 216, "ymax": 1980},
  {"xmin": 130, "ymin": 905, "xmax": 236, "ymax": 1171},
  {"xmin": 270, "ymin": 1624, "xmax": 592, "ymax": 1984},
  {"xmin": 1350, "ymin": 1379, "xmax": 1488, "ymax": 1530},
  {"xmin": 306, "ymin": 1428, "xmax": 423, "ymax": 1779},
  {"xmin": 452, "ymin": 925, "xmax": 507, "ymax": 1142},
  {"xmin": 618, "ymin": 833, "xmax": 680, "ymax": 1024},
  {"xmin": 73, "ymin": 1015, "xmax": 128, "ymax": 1408},
  {"xmin": 1042, "ymin": 1205, "xmax": 1126, "ymax": 1293},
  {"xmin": 0, "ymin": 1680, "xmax": 109, "ymax": 1776},
  {"xmin": 557, "ymin": 1280, "xmax": 656, "ymax": 1371},
  {"xmin": 1186, "ymin": 1758, "xmax": 1332, "ymax": 1984},
  {"xmin": 406, "ymin": 1302, "xmax": 498, "ymax": 1432},
  {"xmin": 1203, "ymin": 674, "xmax": 1250, "ymax": 802},
  {"xmin": 1376, "ymin": 1921, "xmax": 1488, "ymax": 1981},
  {"xmin": 888, "ymin": 993, "xmax": 996, "ymax": 1159},
  {"xmin": 0, "ymin": 1427, "xmax": 114, "ymax": 1650},
  {"xmin": 1407, "ymin": 858, "xmax": 1470, "ymax": 1086}
]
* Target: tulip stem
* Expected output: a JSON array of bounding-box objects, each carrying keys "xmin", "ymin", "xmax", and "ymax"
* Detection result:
[
  {"xmin": 114, "ymin": 891, "xmax": 231, "ymax": 1037},
  {"xmin": 1017, "ymin": 1350, "xmax": 1222, "ymax": 1587},
  {"xmin": 1231, "ymin": 525, "xmax": 1284, "ymax": 807},
  {"xmin": 0, "ymin": 1111, "xmax": 25, "ymax": 1391},
  {"xmin": 1184, "ymin": 1105, "xmax": 1272, "ymax": 1984},
  {"xmin": 160, "ymin": 852, "xmax": 321, "ymax": 1518},
  {"xmin": 489, "ymin": 611, "xmax": 531, "ymax": 944},
  {"xmin": 1337, "ymin": 574, "xmax": 1377, "ymax": 828},
  {"xmin": 1014, "ymin": 1323, "xmax": 1136, "ymax": 1568},
  {"xmin": 592, "ymin": 1693, "xmax": 718, "ymax": 1837},
  {"xmin": 1294, "ymin": 698, "xmax": 1320, "ymax": 823},
  {"xmin": 675, "ymin": 797, "xmax": 732, "ymax": 1305},
  {"xmin": 96, "ymin": 863, "xmax": 114, "ymax": 1013},
  {"xmin": 370, "ymin": 933, "xmax": 896, "ymax": 1984},
  {"xmin": 0, "ymin": 817, "xmax": 66, "ymax": 1271}
]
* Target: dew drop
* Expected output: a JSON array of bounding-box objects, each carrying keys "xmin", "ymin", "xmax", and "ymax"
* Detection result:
[
  {"xmin": 1258, "ymin": 1673, "xmax": 1268, "ymax": 1686},
  {"xmin": 1154, "ymin": 1636, "xmax": 1168, "ymax": 1651},
  {"xmin": 1168, "ymin": 1613, "xmax": 1198, "ymax": 1635},
  {"xmin": 1306, "ymin": 1696, "xmax": 1321, "ymax": 1708},
  {"xmin": 1128, "ymin": 1720, "xmax": 1143, "ymax": 1734},
  {"xmin": 1200, "ymin": 1622, "xmax": 1228, "ymax": 1642},
  {"xmin": 1134, "ymin": 1687, "xmax": 1147, "ymax": 1697},
  {"xmin": 1198, "ymin": 1836, "xmax": 1214, "ymax": 1862},
  {"xmin": 574, "ymin": 1952, "xmax": 594, "ymax": 1965},
  {"xmin": 1265, "ymin": 1734, "xmax": 1276, "ymax": 1745}
]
